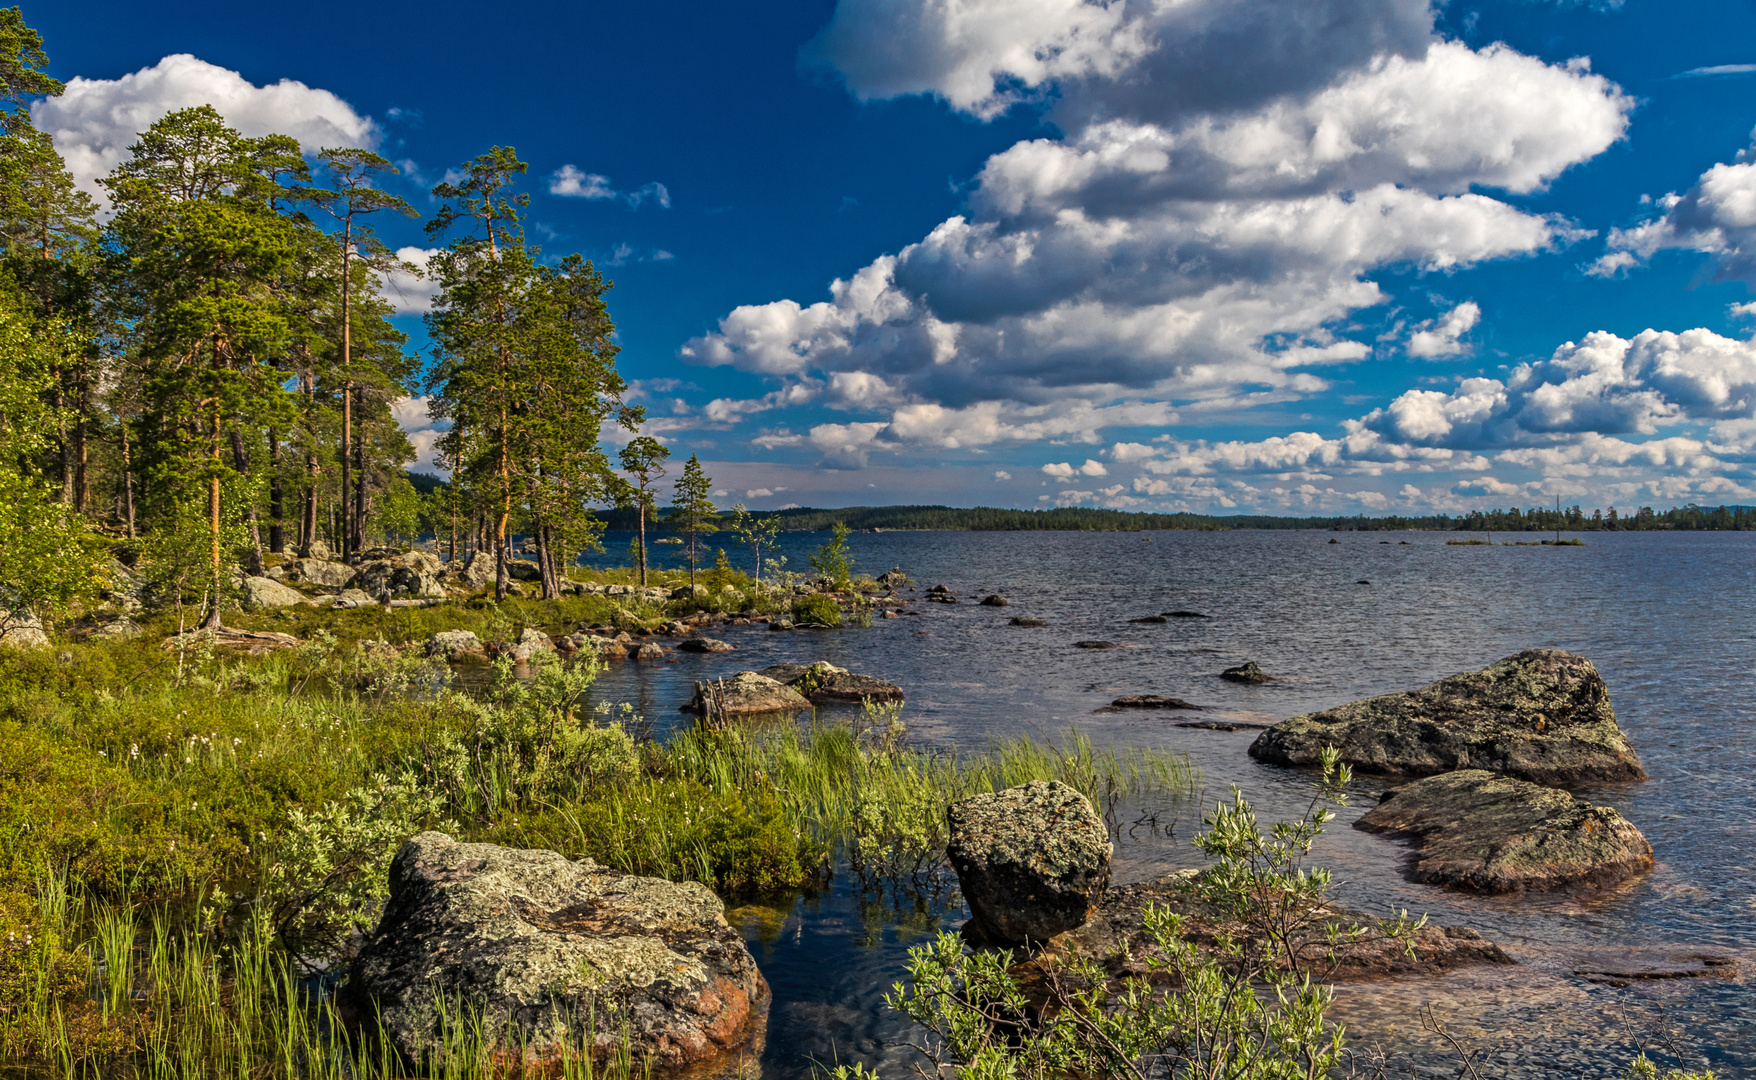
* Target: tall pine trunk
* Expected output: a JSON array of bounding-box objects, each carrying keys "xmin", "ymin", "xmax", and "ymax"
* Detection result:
[{"xmin": 268, "ymin": 430, "xmax": 284, "ymax": 553}]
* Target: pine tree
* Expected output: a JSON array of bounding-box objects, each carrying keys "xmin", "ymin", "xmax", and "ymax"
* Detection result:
[{"xmin": 667, "ymin": 454, "xmax": 717, "ymax": 589}]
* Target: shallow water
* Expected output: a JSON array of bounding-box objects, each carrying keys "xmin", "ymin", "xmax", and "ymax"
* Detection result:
[{"xmin": 575, "ymin": 528, "xmax": 1756, "ymax": 1078}]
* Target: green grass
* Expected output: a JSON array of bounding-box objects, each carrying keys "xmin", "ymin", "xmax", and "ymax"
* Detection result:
[{"xmin": 0, "ymin": 603, "xmax": 1194, "ymax": 1076}]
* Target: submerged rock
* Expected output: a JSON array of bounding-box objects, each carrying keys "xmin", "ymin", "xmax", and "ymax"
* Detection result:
[
  {"xmin": 979, "ymin": 594, "xmax": 1009, "ymax": 607},
  {"xmin": 346, "ymin": 833, "xmax": 767, "ymax": 1071},
  {"xmin": 1220, "ymin": 661, "xmax": 1271, "ymax": 684},
  {"xmin": 947, "ymin": 781, "xmax": 1112, "ymax": 946},
  {"xmin": 681, "ymin": 671, "xmax": 810, "ymax": 715},
  {"xmin": 759, "ymin": 661, "xmax": 904, "ymax": 703},
  {"xmin": 1128, "ymin": 614, "xmax": 1168, "ymax": 624},
  {"xmin": 1009, "ymin": 616, "xmax": 1048, "ymax": 628},
  {"xmin": 1355, "ymin": 769, "xmax": 1653, "ymax": 894},
  {"xmin": 1248, "ymin": 649, "xmax": 1646, "ymax": 784},
  {"xmin": 1109, "ymin": 695, "xmax": 1201, "ymax": 710},
  {"xmin": 1073, "ymin": 640, "xmax": 1117, "ymax": 650},
  {"xmin": 1163, "ymin": 610, "xmax": 1209, "ymax": 619}
]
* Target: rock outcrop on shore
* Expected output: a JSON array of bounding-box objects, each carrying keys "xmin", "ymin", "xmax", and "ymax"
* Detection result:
[
  {"xmin": 350, "ymin": 551, "xmax": 447, "ymax": 599},
  {"xmin": 1354, "ymin": 769, "xmax": 1654, "ymax": 893},
  {"xmin": 241, "ymin": 575, "xmax": 306, "ymax": 609},
  {"xmin": 346, "ymin": 833, "xmax": 767, "ymax": 1071},
  {"xmin": 681, "ymin": 672, "xmax": 811, "ymax": 715},
  {"xmin": 759, "ymin": 661, "xmax": 904, "ymax": 704},
  {"xmin": 948, "ymin": 781, "xmax": 1112, "ymax": 946},
  {"xmin": 1014, "ymin": 870, "xmax": 1511, "ymax": 989},
  {"xmin": 1248, "ymin": 649, "xmax": 1646, "ymax": 784}
]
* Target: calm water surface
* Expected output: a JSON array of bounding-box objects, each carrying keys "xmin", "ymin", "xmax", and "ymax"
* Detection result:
[{"xmin": 576, "ymin": 529, "xmax": 1756, "ymax": 1078}]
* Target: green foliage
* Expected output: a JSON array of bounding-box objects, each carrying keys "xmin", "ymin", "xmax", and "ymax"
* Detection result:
[
  {"xmin": 727, "ymin": 502, "xmax": 781, "ymax": 587},
  {"xmin": 258, "ymin": 769, "xmax": 447, "ymax": 958},
  {"xmin": 809, "ymin": 521, "xmax": 855, "ymax": 585},
  {"xmin": 792, "ymin": 593, "xmax": 843, "ymax": 628},
  {"xmin": 841, "ymin": 749, "xmax": 1410, "ymax": 1080},
  {"xmin": 665, "ymin": 453, "xmax": 717, "ymax": 587}
]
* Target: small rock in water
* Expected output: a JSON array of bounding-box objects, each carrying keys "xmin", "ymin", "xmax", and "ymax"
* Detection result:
[
  {"xmin": 760, "ymin": 661, "xmax": 904, "ymax": 703},
  {"xmin": 979, "ymin": 594, "xmax": 1009, "ymax": 606},
  {"xmin": 681, "ymin": 671, "xmax": 811, "ymax": 715},
  {"xmin": 1163, "ymin": 610, "xmax": 1209, "ymax": 618},
  {"xmin": 768, "ymin": 619, "xmax": 795, "ymax": 631},
  {"xmin": 1074, "ymin": 640, "xmax": 1118, "ymax": 649},
  {"xmin": 1328, "ymin": 538, "xmax": 1340, "ymax": 544},
  {"xmin": 1110, "ymin": 694, "xmax": 1201, "ymax": 710},
  {"xmin": 677, "ymin": 637, "xmax": 735, "ymax": 653},
  {"xmin": 1009, "ymin": 616, "xmax": 1048, "ymax": 627},
  {"xmin": 1220, "ymin": 661, "xmax": 1272, "ymax": 684},
  {"xmin": 1355, "ymin": 769, "xmax": 1654, "ymax": 894},
  {"xmin": 634, "ymin": 642, "xmax": 666, "ymax": 661},
  {"xmin": 1128, "ymin": 614, "xmax": 1169, "ymax": 624},
  {"xmin": 1176, "ymin": 719, "xmax": 1272, "ymax": 731},
  {"xmin": 947, "ymin": 781, "xmax": 1111, "ymax": 946},
  {"xmin": 1356, "ymin": 579, "xmax": 1371, "ymax": 585}
]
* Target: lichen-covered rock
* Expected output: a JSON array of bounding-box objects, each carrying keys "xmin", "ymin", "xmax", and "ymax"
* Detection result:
[
  {"xmin": 276, "ymin": 558, "xmax": 355, "ymax": 588},
  {"xmin": 426, "ymin": 630, "xmax": 485, "ymax": 662},
  {"xmin": 678, "ymin": 637, "xmax": 735, "ymax": 653},
  {"xmin": 1221, "ymin": 661, "xmax": 1271, "ymax": 684},
  {"xmin": 681, "ymin": 672, "xmax": 810, "ymax": 716},
  {"xmin": 979, "ymin": 594, "xmax": 1009, "ymax": 607},
  {"xmin": 759, "ymin": 661, "xmax": 904, "ymax": 704},
  {"xmin": 346, "ymin": 833, "xmax": 767, "ymax": 1071},
  {"xmin": 0, "ymin": 609, "xmax": 48, "ymax": 648},
  {"xmin": 1354, "ymin": 769, "xmax": 1653, "ymax": 893},
  {"xmin": 456, "ymin": 551, "xmax": 494, "ymax": 589},
  {"xmin": 1248, "ymin": 649, "xmax": 1646, "ymax": 784},
  {"xmin": 241, "ymin": 575, "xmax": 306, "ymax": 609},
  {"xmin": 350, "ymin": 551, "xmax": 447, "ymax": 599},
  {"xmin": 947, "ymin": 781, "xmax": 1112, "ymax": 946}
]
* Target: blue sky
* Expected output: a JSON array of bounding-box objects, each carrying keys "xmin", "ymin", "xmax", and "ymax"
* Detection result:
[{"xmin": 32, "ymin": 0, "xmax": 1756, "ymax": 514}]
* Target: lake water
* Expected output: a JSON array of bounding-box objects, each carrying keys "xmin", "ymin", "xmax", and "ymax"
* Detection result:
[{"xmin": 578, "ymin": 528, "xmax": 1756, "ymax": 1079}]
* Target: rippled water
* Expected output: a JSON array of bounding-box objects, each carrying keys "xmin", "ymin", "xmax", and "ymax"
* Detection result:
[{"xmin": 577, "ymin": 529, "xmax": 1756, "ymax": 1078}]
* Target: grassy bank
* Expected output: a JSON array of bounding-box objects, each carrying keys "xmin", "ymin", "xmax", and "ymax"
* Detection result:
[{"xmin": 0, "ymin": 598, "xmax": 1193, "ymax": 1076}]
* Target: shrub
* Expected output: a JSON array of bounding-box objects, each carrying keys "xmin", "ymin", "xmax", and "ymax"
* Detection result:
[
  {"xmin": 808, "ymin": 522, "xmax": 854, "ymax": 586},
  {"xmin": 792, "ymin": 593, "xmax": 843, "ymax": 628}
]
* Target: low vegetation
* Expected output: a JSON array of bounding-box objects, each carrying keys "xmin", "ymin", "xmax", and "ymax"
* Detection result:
[{"xmin": 0, "ymin": 595, "xmax": 1193, "ymax": 1077}]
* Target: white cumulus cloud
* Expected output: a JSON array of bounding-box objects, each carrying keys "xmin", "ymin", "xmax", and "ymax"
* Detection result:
[
  {"xmin": 1407, "ymin": 301, "xmax": 1481, "ymax": 358},
  {"xmin": 32, "ymin": 54, "xmax": 379, "ymax": 200},
  {"xmin": 549, "ymin": 164, "xmax": 671, "ymax": 208}
]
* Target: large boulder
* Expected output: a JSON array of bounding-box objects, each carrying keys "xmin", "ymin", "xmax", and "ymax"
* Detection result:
[
  {"xmin": 947, "ymin": 781, "xmax": 1112, "ymax": 946},
  {"xmin": 1354, "ymin": 769, "xmax": 1653, "ymax": 894},
  {"xmin": 275, "ymin": 558, "xmax": 355, "ymax": 588},
  {"xmin": 681, "ymin": 672, "xmax": 810, "ymax": 716},
  {"xmin": 347, "ymin": 833, "xmax": 767, "ymax": 1071},
  {"xmin": 506, "ymin": 560, "xmax": 542, "ymax": 583},
  {"xmin": 241, "ymin": 575, "xmax": 306, "ymax": 610},
  {"xmin": 759, "ymin": 661, "xmax": 904, "ymax": 704},
  {"xmin": 1248, "ymin": 649, "xmax": 1646, "ymax": 784},
  {"xmin": 455, "ymin": 551, "xmax": 495, "ymax": 589},
  {"xmin": 350, "ymin": 551, "xmax": 447, "ymax": 599}
]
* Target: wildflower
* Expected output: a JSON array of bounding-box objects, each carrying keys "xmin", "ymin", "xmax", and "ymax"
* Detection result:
[
  {"xmin": 184, "ymin": 757, "xmax": 192, "ymax": 764},
  {"xmin": 98, "ymin": 750, "xmax": 107, "ymax": 758},
  {"xmin": 130, "ymin": 744, "xmax": 139, "ymax": 759}
]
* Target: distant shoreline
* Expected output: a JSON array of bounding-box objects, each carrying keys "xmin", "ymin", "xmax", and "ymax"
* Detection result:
[{"xmin": 574, "ymin": 501, "xmax": 1756, "ymax": 535}]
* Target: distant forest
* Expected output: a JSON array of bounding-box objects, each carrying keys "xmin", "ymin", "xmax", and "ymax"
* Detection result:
[{"xmin": 576, "ymin": 499, "xmax": 1756, "ymax": 533}]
